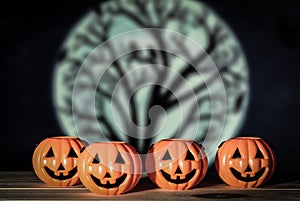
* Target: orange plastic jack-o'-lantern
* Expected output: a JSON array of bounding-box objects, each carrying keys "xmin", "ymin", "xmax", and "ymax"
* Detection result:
[
  {"xmin": 32, "ymin": 136, "xmax": 86, "ymax": 186},
  {"xmin": 145, "ymin": 139, "xmax": 208, "ymax": 190},
  {"xmin": 78, "ymin": 142, "xmax": 142, "ymax": 195},
  {"xmin": 215, "ymin": 137, "xmax": 276, "ymax": 188}
]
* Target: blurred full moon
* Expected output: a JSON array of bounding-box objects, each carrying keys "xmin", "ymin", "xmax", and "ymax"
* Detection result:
[{"xmin": 53, "ymin": 0, "xmax": 249, "ymax": 165}]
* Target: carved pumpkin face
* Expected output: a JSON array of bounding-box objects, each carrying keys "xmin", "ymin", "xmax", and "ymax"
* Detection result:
[
  {"xmin": 78, "ymin": 142, "xmax": 142, "ymax": 195},
  {"xmin": 145, "ymin": 139, "xmax": 208, "ymax": 190},
  {"xmin": 215, "ymin": 137, "xmax": 276, "ymax": 188},
  {"xmin": 32, "ymin": 136, "xmax": 86, "ymax": 186}
]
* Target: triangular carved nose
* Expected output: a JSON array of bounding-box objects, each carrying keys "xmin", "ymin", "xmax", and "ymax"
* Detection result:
[
  {"xmin": 245, "ymin": 164, "xmax": 252, "ymax": 172},
  {"xmin": 104, "ymin": 172, "xmax": 112, "ymax": 178},
  {"xmin": 57, "ymin": 163, "xmax": 65, "ymax": 171},
  {"xmin": 175, "ymin": 166, "xmax": 183, "ymax": 174}
]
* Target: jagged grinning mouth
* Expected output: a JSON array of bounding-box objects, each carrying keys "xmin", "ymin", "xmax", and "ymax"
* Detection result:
[
  {"xmin": 230, "ymin": 167, "xmax": 266, "ymax": 182},
  {"xmin": 90, "ymin": 174, "xmax": 127, "ymax": 189},
  {"xmin": 160, "ymin": 169, "xmax": 196, "ymax": 184},
  {"xmin": 44, "ymin": 166, "xmax": 77, "ymax": 180}
]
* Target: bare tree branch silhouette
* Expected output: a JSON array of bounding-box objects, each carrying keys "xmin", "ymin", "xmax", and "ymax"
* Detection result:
[{"xmin": 55, "ymin": 0, "xmax": 248, "ymax": 155}]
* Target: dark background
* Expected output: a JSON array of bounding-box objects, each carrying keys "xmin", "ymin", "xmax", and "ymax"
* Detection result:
[{"xmin": 1, "ymin": 0, "xmax": 299, "ymax": 177}]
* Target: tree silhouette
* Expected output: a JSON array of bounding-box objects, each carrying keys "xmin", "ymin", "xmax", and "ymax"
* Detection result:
[{"xmin": 54, "ymin": 0, "xmax": 248, "ymax": 155}]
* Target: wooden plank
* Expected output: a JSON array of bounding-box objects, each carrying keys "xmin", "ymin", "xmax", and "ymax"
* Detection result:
[{"xmin": 0, "ymin": 172, "xmax": 299, "ymax": 200}]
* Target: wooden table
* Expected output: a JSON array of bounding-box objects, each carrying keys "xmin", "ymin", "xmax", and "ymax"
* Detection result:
[{"xmin": 0, "ymin": 172, "xmax": 299, "ymax": 200}]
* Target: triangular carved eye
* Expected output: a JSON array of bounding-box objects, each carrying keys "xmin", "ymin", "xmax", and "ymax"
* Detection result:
[
  {"xmin": 162, "ymin": 150, "xmax": 171, "ymax": 160},
  {"xmin": 67, "ymin": 147, "xmax": 78, "ymax": 158},
  {"xmin": 92, "ymin": 154, "xmax": 100, "ymax": 164},
  {"xmin": 232, "ymin": 148, "xmax": 241, "ymax": 158},
  {"xmin": 46, "ymin": 147, "xmax": 55, "ymax": 158},
  {"xmin": 255, "ymin": 149, "xmax": 264, "ymax": 159},
  {"xmin": 185, "ymin": 150, "xmax": 195, "ymax": 160},
  {"xmin": 115, "ymin": 152, "xmax": 125, "ymax": 164}
]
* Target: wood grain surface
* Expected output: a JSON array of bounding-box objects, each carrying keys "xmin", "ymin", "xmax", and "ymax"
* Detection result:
[{"xmin": 0, "ymin": 172, "xmax": 299, "ymax": 200}]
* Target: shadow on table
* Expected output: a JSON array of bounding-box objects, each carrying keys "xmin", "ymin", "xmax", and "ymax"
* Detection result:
[
  {"xmin": 130, "ymin": 177, "xmax": 158, "ymax": 193},
  {"xmin": 191, "ymin": 193, "xmax": 250, "ymax": 199},
  {"xmin": 194, "ymin": 172, "xmax": 223, "ymax": 188}
]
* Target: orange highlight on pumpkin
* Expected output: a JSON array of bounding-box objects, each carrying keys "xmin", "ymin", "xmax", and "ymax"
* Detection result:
[
  {"xmin": 145, "ymin": 139, "xmax": 208, "ymax": 190},
  {"xmin": 32, "ymin": 136, "xmax": 86, "ymax": 187},
  {"xmin": 215, "ymin": 137, "xmax": 276, "ymax": 188},
  {"xmin": 78, "ymin": 142, "xmax": 142, "ymax": 195}
]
